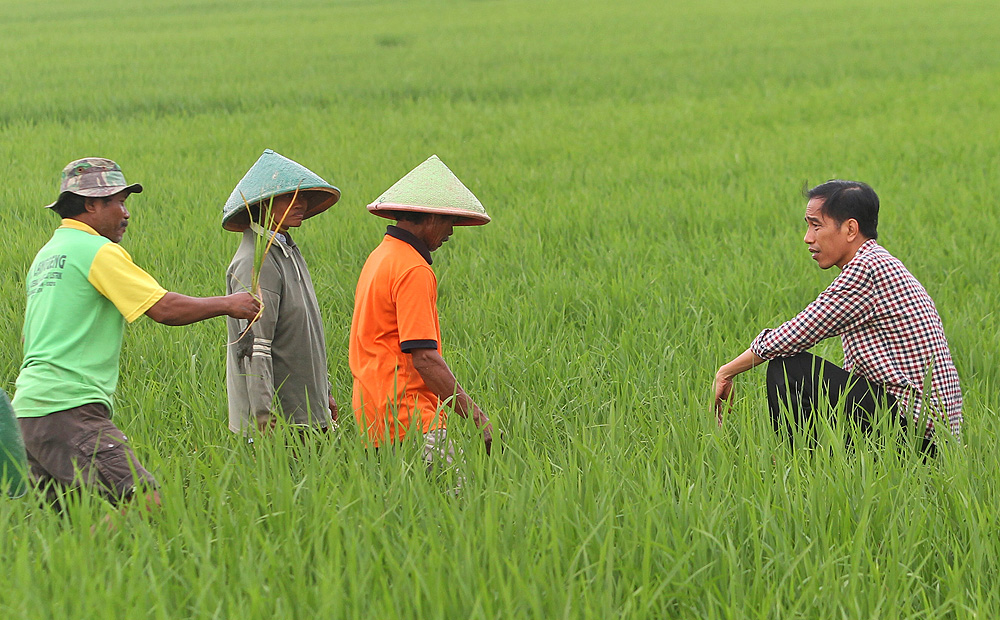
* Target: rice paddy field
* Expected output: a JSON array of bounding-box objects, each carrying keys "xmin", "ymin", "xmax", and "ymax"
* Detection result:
[{"xmin": 2, "ymin": 0, "xmax": 1000, "ymax": 617}]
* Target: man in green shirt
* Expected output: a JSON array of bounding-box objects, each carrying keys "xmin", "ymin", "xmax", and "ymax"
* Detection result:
[{"xmin": 13, "ymin": 157, "xmax": 260, "ymax": 507}]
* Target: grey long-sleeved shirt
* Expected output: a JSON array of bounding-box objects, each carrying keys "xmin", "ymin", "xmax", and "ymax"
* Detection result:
[{"xmin": 225, "ymin": 228, "xmax": 331, "ymax": 434}]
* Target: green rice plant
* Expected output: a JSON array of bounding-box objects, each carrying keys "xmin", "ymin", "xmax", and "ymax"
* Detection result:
[{"xmin": 229, "ymin": 186, "xmax": 299, "ymax": 344}]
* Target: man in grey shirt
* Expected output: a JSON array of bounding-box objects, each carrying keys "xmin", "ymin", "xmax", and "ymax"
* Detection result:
[{"xmin": 222, "ymin": 149, "xmax": 340, "ymax": 434}]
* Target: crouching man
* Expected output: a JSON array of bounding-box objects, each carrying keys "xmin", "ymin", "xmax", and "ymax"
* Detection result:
[{"xmin": 713, "ymin": 180, "xmax": 962, "ymax": 451}]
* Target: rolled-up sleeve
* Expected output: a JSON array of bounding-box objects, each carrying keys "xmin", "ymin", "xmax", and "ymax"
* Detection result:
[{"xmin": 751, "ymin": 261, "xmax": 875, "ymax": 360}]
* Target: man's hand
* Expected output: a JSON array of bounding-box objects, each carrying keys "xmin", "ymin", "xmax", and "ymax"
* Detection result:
[
  {"xmin": 712, "ymin": 349, "xmax": 765, "ymax": 426},
  {"xmin": 329, "ymin": 395, "xmax": 339, "ymax": 424},
  {"xmin": 256, "ymin": 413, "xmax": 277, "ymax": 434},
  {"xmin": 227, "ymin": 292, "xmax": 261, "ymax": 321},
  {"xmin": 713, "ymin": 368, "xmax": 734, "ymax": 426},
  {"xmin": 471, "ymin": 406, "xmax": 493, "ymax": 455}
]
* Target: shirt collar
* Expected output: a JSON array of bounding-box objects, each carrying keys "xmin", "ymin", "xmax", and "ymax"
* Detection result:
[
  {"xmin": 385, "ymin": 225, "xmax": 432, "ymax": 265},
  {"xmin": 249, "ymin": 221, "xmax": 290, "ymax": 246},
  {"xmin": 856, "ymin": 238, "xmax": 878, "ymax": 256},
  {"xmin": 59, "ymin": 218, "xmax": 100, "ymax": 236},
  {"xmin": 843, "ymin": 238, "xmax": 879, "ymax": 269}
]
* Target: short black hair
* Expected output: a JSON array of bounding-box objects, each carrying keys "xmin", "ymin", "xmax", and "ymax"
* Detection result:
[
  {"xmin": 805, "ymin": 180, "xmax": 879, "ymax": 240},
  {"xmin": 51, "ymin": 192, "xmax": 88, "ymax": 218},
  {"xmin": 389, "ymin": 210, "xmax": 430, "ymax": 224}
]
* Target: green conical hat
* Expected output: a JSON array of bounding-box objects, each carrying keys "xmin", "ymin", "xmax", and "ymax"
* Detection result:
[
  {"xmin": 0, "ymin": 389, "xmax": 28, "ymax": 499},
  {"xmin": 222, "ymin": 149, "xmax": 341, "ymax": 232},
  {"xmin": 368, "ymin": 155, "xmax": 490, "ymax": 226}
]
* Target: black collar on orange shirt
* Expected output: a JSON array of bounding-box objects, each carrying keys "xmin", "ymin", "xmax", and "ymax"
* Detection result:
[{"xmin": 385, "ymin": 225, "xmax": 432, "ymax": 265}]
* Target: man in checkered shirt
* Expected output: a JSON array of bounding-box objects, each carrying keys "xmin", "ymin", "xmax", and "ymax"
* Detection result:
[{"xmin": 713, "ymin": 180, "xmax": 962, "ymax": 450}]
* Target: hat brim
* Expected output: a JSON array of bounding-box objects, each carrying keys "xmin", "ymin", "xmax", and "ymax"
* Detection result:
[
  {"xmin": 44, "ymin": 183, "xmax": 143, "ymax": 209},
  {"xmin": 366, "ymin": 202, "xmax": 490, "ymax": 226},
  {"xmin": 223, "ymin": 187, "xmax": 341, "ymax": 232}
]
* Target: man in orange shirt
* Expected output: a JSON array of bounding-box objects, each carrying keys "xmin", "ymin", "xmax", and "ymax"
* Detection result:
[{"xmin": 349, "ymin": 156, "xmax": 493, "ymax": 471}]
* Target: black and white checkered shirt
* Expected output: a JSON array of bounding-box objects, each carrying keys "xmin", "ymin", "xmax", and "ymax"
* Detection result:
[{"xmin": 751, "ymin": 239, "xmax": 963, "ymax": 439}]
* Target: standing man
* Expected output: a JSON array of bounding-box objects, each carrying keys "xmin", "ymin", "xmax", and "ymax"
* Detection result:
[
  {"xmin": 13, "ymin": 158, "xmax": 260, "ymax": 506},
  {"xmin": 349, "ymin": 155, "xmax": 493, "ymax": 469},
  {"xmin": 223, "ymin": 149, "xmax": 340, "ymax": 435},
  {"xmin": 713, "ymin": 180, "xmax": 962, "ymax": 447}
]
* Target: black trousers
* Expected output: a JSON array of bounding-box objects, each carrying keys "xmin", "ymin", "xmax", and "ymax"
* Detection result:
[{"xmin": 766, "ymin": 352, "xmax": 934, "ymax": 455}]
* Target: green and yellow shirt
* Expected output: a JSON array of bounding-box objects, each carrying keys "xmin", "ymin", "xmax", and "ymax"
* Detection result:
[{"xmin": 13, "ymin": 219, "xmax": 166, "ymax": 418}]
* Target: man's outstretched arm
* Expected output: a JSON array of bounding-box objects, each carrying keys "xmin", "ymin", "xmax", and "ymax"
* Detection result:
[
  {"xmin": 410, "ymin": 347, "xmax": 492, "ymax": 450},
  {"xmin": 713, "ymin": 348, "xmax": 765, "ymax": 419},
  {"xmin": 146, "ymin": 291, "xmax": 260, "ymax": 326}
]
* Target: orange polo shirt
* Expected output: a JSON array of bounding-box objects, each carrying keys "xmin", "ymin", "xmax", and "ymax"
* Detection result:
[{"xmin": 349, "ymin": 227, "xmax": 444, "ymax": 446}]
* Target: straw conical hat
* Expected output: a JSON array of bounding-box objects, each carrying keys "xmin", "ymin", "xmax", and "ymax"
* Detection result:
[
  {"xmin": 367, "ymin": 155, "xmax": 490, "ymax": 226},
  {"xmin": 222, "ymin": 149, "xmax": 341, "ymax": 232},
  {"xmin": 0, "ymin": 389, "xmax": 28, "ymax": 499}
]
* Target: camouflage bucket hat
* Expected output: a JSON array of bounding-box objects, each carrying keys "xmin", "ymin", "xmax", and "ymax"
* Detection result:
[
  {"xmin": 367, "ymin": 155, "xmax": 490, "ymax": 226},
  {"xmin": 222, "ymin": 149, "xmax": 341, "ymax": 232},
  {"xmin": 44, "ymin": 157, "xmax": 143, "ymax": 209}
]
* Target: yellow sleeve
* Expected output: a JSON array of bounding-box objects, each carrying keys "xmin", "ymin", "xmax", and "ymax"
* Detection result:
[{"xmin": 88, "ymin": 243, "xmax": 168, "ymax": 323}]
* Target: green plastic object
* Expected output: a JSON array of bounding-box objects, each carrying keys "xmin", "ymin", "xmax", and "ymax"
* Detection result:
[
  {"xmin": 0, "ymin": 389, "xmax": 28, "ymax": 499},
  {"xmin": 368, "ymin": 155, "xmax": 490, "ymax": 226},
  {"xmin": 222, "ymin": 149, "xmax": 340, "ymax": 232}
]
